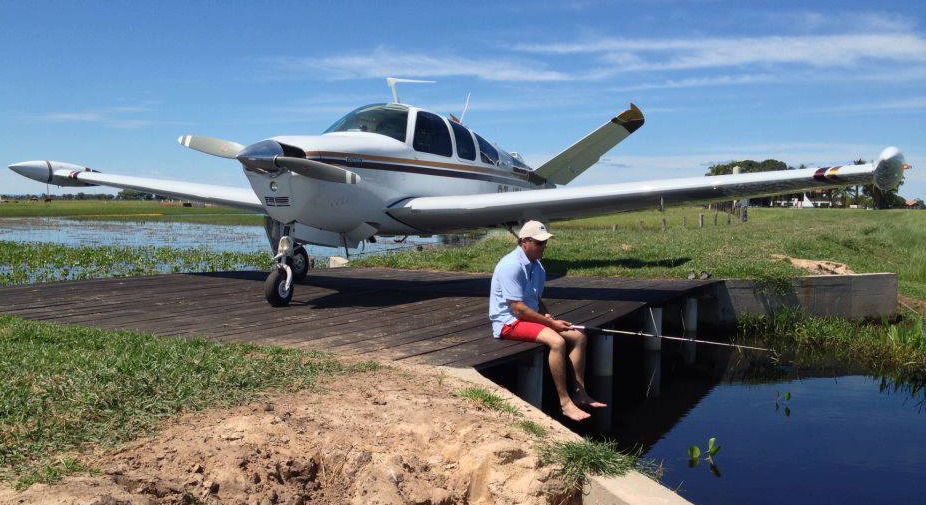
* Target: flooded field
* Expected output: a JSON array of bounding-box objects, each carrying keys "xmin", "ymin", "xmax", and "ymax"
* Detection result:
[{"xmin": 0, "ymin": 217, "xmax": 437, "ymax": 256}]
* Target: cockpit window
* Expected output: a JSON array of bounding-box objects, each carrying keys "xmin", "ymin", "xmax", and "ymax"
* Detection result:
[
  {"xmin": 413, "ymin": 111, "xmax": 453, "ymax": 157},
  {"xmin": 474, "ymin": 133, "xmax": 498, "ymax": 165},
  {"xmin": 449, "ymin": 121, "xmax": 476, "ymax": 161},
  {"xmin": 324, "ymin": 103, "xmax": 409, "ymax": 142}
]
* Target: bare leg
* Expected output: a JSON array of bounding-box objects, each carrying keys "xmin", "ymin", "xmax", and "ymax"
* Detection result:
[
  {"xmin": 536, "ymin": 329, "xmax": 590, "ymax": 421},
  {"xmin": 561, "ymin": 329, "xmax": 606, "ymax": 408}
]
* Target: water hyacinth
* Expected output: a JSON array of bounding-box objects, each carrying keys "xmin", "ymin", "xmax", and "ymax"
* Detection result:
[{"xmin": 0, "ymin": 241, "xmax": 272, "ymax": 286}]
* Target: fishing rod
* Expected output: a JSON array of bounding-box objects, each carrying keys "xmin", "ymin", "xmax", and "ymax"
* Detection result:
[{"xmin": 567, "ymin": 325, "xmax": 772, "ymax": 353}]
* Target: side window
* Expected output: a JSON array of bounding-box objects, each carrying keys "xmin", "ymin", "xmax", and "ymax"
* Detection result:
[
  {"xmin": 449, "ymin": 121, "xmax": 476, "ymax": 161},
  {"xmin": 413, "ymin": 111, "xmax": 452, "ymax": 157},
  {"xmin": 475, "ymin": 133, "xmax": 499, "ymax": 165}
]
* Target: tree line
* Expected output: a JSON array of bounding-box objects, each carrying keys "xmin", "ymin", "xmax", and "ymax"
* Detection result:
[{"xmin": 705, "ymin": 158, "xmax": 908, "ymax": 209}]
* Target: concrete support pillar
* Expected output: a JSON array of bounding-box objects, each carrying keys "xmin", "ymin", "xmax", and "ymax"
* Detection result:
[
  {"xmin": 683, "ymin": 297, "xmax": 698, "ymax": 365},
  {"xmin": 644, "ymin": 307, "xmax": 663, "ymax": 351},
  {"xmin": 516, "ymin": 349, "xmax": 544, "ymax": 408},
  {"xmin": 591, "ymin": 333, "xmax": 613, "ymax": 376},
  {"xmin": 589, "ymin": 333, "xmax": 614, "ymax": 432}
]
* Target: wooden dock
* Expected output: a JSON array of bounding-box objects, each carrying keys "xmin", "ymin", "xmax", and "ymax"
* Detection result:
[{"xmin": 0, "ymin": 268, "xmax": 714, "ymax": 369}]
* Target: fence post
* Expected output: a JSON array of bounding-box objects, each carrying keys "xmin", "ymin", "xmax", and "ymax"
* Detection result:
[
  {"xmin": 639, "ymin": 220, "xmax": 645, "ymax": 231},
  {"xmin": 662, "ymin": 218, "xmax": 668, "ymax": 232},
  {"xmin": 714, "ymin": 212, "xmax": 718, "ymax": 226},
  {"xmin": 699, "ymin": 213, "xmax": 704, "ymax": 228}
]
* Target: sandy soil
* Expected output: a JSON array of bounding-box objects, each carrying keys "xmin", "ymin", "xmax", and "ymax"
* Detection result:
[
  {"xmin": 0, "ymin": 365, "xmax": 577, "ymax": 505},
  {"xmin": 771, "ymin": 254, "xmax": 856, "ymax": 275}
]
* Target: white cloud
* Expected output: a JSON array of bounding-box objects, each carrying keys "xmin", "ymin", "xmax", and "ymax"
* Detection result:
[
  {"xmin": 268, "ymin": 47, "xmax": 571, "ymax": 82},
  {"xmin": 610, "ymin": 73, "xmax": 780, "ymax": 92},
  {"xmin": 809, "ymin": 96, "xmax": 926, "ymax": 114},
  {"xmin": 516, "ymin": 33, "xmax": 926, "ymax": 72},
  {"xmin": 32, "ymin": 106, "xmax": 155, "ymax": 129}
]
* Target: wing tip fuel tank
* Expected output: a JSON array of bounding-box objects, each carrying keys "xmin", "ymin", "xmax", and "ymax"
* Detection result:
[{"xmin": 874, "ymin": 146, "xmax": 906, "ymax": 191}]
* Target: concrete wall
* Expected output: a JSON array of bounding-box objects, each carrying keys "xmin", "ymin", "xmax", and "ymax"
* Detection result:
[{"xmin": 699, "ymin": 273, "xmax": 897, "ymax": 331}]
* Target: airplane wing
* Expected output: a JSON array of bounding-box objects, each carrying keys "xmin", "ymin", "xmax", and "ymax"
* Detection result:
[
  {"xmin": 8, "ymin": 160, "xmax": 264, "ymax": 213},
  {"xmin": 387, "ymin": 147, "xmax": 907, "ymax": 232},
  {"xmin": 533, "ymin": 103, "xmax": 644, "ymax": 185}
]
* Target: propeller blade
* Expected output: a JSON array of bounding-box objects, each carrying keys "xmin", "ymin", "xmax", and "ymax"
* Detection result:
[
  {"xmin": 178, "ymin": 135, "xmax": 245, "ymax": 159},
  {"xmin": 274, "ymin": 157, "xmax": 361, "ymax": 184}
]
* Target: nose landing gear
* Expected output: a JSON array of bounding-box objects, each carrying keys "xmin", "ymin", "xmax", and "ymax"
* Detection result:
[{"xmin": 265, "ymin": 236, "xmax": 308, "ymax": 307}]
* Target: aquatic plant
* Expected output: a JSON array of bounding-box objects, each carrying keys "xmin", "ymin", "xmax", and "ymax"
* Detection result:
[{"xmin": 687, "ymin": 437, "xmax": 722, "ymax": 476}]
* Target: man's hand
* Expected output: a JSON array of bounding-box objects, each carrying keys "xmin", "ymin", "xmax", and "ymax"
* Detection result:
[{"xmin": 549, "ymin": 319, "xmax": 573, "ymax": 332}]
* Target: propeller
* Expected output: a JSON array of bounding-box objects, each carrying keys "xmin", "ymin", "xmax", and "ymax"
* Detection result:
[
  {"xmin": 179, "ymin": 136, "xmax": 361, "ymax": 185},
  {"xmin": 275, "ymin": 157, "xmax": 361, "ymax": 184},
  {"xmin": 178, "ymin": 135, "xmax": 245, "ymax": 159}
]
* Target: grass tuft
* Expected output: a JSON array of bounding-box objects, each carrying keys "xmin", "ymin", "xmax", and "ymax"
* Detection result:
[
  {"xmin": 457, "ymin": 387, "xmax": 520, "ymax": 416},
  {"xmin": 517, "ymin": 420, "xmax": 548, "ymax": 438},
  {"xmin": 538, "ymin": 438, "xmax": 643, "ymax": 491}
]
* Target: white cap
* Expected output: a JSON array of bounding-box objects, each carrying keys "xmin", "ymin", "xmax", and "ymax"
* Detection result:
[{"xmin": 518, "ymin": 220, "xmax": 553, "ymax": 241}]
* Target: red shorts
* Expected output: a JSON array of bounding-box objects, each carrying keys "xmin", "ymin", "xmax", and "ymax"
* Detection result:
[{"xmin": 500, "ymin": 320, "xmax": 548, "ymax": 342}]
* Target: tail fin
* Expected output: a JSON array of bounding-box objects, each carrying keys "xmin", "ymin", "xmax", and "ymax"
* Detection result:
[{"xmin": 534, "ymin": 103, "xmax": 644, "ymax": 185}]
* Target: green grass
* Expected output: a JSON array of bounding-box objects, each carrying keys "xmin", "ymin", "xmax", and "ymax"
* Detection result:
[
  {"xmin": 354, "ymin": 207, "xmax": 926, "ymax": 301},
  {"xmin": 739, "ymin": 308, "xmax": 926, "ymax": 378},
  {"xmin": 517, "ymin": 420, "xmax": 548, "ymax": 438},
  {"xmin": 0, "ymin": 200, "xmax": 261, "ymax": 225},
  {"xmin": 538, "ymin": 438, "xmax": 646, "ymax": 491},
  {"xmin": 0, "ymin": 315, "xmax": 356, "ymax": 488},
  {"xmin": 456, "ymin": 387, "xmax": 521, "ymax": 416},
  {"xmin": 0, "ymin": 241, "xmax": 270, "ymax": 286}
]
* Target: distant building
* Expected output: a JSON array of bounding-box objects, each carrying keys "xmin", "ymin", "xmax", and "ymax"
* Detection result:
[{"xmin": 904, "ymin": 199, "xmax": 924, "ymax": 209}]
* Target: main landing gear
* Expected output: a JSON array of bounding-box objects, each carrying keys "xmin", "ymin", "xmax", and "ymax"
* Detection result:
[{"xmin": 264, "ymin": 236, "xmax": 309, "ymax": 307}]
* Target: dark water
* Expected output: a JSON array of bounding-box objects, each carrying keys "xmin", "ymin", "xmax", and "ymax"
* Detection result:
[
  {"xmin": 597, "ymin": 340, "xmax": 926, "ymax": 505},
  {"xmin": 483, "ymin": 337, "xmax": 926, "ymax": 505}
]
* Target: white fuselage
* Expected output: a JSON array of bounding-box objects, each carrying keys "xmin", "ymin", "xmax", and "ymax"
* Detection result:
[{"xmin": 244, "ymin": 104, "xmax": 548, "ymax": 243}]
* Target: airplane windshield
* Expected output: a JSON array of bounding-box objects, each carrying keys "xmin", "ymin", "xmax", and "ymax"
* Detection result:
[{"xmin": 324, "ymin": 104, "xmax": 409, "ymax": 142}]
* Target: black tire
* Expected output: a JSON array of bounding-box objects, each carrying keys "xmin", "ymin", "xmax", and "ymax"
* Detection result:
[
  {"xmin": 264, "ymin": 268, "xmax": 293, "ymax": 307},
  {"xmin": 288, "ymin": 246, "xmax": 310, "ymax": 282}
]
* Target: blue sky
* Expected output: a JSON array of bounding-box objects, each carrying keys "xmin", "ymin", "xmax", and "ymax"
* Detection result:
[{"xmin": 2, "ymin": 0, "xmax": 924, "ymax": 199}]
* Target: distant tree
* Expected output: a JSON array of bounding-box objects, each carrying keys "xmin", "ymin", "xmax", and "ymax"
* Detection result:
[
  {"xmin": 706, "ymin": 159, "xmax": 790, "ymax": 206},
  {"xmin": 705, "ymin": 159, "xmax": 789, "ymax": 176}
]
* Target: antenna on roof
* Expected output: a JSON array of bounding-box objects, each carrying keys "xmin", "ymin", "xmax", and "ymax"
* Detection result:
[
  {"xmin": 460, "ymin": 92, "xmax": 472, "ymax": 123},
  {"xmin": 386, "ymin": 77, "xmax": 436, "ymax": 104}
]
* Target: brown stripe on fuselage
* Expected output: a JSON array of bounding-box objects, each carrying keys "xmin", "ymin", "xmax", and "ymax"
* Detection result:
[
  {"xmin": 314, "ymin": 157, "xmax": 534, "ymax": 186},
  {"xmin": 305, "ymin": 150, "xmax": 531, "ymax": 182}
]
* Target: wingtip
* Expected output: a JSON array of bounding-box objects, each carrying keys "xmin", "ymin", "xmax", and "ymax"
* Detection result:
[{"xmin": 614, "ymin": 102, "xmax": 645, "ymax": 133}]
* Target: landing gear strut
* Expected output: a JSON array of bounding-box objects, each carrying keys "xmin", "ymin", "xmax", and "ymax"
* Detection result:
[{"xmin": 265, "ymin": 236, "xmax": 296, "ymax": 307}]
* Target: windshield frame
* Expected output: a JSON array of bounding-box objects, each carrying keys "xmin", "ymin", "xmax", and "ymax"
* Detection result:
[{"xmin": 323, "ymin": 103, "xmax": 410, "ymax": 143}]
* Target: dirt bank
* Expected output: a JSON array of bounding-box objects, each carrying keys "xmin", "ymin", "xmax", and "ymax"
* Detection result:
[{"xmin": 0, "ymin": 364, "xmax": 577, "ymax": 505}]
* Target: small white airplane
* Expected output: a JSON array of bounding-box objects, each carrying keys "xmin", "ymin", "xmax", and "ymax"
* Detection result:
[{"xmin": 8, "ymin": 79, "xmax": 909, "ymax": 306}]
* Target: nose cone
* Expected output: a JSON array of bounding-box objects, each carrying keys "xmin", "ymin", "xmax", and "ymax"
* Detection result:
[{"xmin": 9, "ymin": 161, "xmax": 51, "ymax": 182}]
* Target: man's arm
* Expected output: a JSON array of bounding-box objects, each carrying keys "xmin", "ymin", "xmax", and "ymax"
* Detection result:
[{"xmin": 509, "ymin": 300, "xmax": 571, "ymax": 332}]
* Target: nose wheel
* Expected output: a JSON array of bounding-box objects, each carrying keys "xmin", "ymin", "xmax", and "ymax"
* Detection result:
[
  {"xmin": 265, "ymin": 236, "xmax": 306, "ymax": 307},
  {"xmin": 264, "ymin": 267, "xmax": 293, "ymax": 307}
]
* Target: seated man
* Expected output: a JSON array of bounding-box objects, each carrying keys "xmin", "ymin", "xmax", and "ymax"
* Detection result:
[{"xmin": 489, "ymin": 220, "xmax": 606, "ymax": 421}]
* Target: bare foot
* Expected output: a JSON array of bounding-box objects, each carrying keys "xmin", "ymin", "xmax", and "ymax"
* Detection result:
[
  {"xmin": 573, "ymin": 390, "xmax": 607, "ymax": 408},
  {"xmin": 561, "ymin": 401, "xmax": 591, "ymax": 421}
]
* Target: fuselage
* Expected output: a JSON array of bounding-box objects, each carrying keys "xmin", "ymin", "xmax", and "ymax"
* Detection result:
[{"xmin": 243, "ymin": 103, "xmax": 552, "ymax": 238}]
